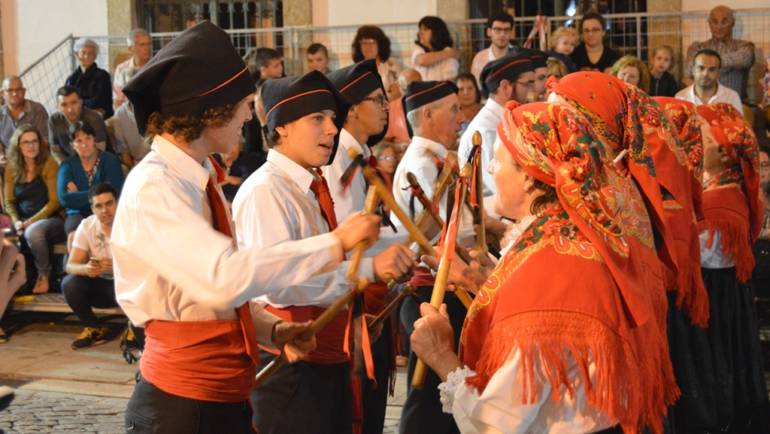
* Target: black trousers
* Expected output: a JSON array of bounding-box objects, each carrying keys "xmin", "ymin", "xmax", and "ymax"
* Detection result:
[
  {"xmin": 361, "ymin": 319, "xmax": 394, "ymax": 434},
  {"xmin": 398, "ymin": 286, "xmax": 466, "ymax": 434},
  {"xmin": 251, "ymin": 350, "xmax": 352, "ymax": 434},
  {"xmin": 61, "ymin": 274, "xmax": 117, "ymax": 327},
  {"xmin": 124, "ymin": 375, "xmax": 254, "ymax": 434}
]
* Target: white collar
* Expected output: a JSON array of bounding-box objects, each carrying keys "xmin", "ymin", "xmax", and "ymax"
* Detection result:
[
  {"xmin": 484, "ymin": 97, "xmax": 504, "ymax": 117},
  {"xmin": 267, "ymin": 148, "xmax": 317, "ymax": 194},
  {"xmin": 410, "ymin": 135, "xmax": 448, "ymax": 159},
  {"xmin": 151, "ymin": 135, "xmax": 212, "ymax": 191},
  {"xmin": 339, "ymin": 128, "xmax": 369, "ymax": 158}
]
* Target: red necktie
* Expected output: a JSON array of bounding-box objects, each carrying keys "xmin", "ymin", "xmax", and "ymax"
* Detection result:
[
  {"xmin": 310, "ymin": 169, "xmax": 338, "ymax": 230},
  {"xmin": 205, "ymin": 158, "xmax": 260, "ymax": 364}
]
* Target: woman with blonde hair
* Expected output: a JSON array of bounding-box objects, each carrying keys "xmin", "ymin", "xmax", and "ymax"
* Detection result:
[{"xmin": 3, "ymin": 124, "xmax": 63, "ymax": 294}]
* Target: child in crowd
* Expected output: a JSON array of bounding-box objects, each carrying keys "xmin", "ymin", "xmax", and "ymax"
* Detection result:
[
  {"xmin": 306, "ymin": 43, "xmax": 330, "ymax": 74},
  {"xmin": 649, "ymin": 45, "xmax": 679, "ymax": 97},
  {"xmin": 760, "ymin": 54, "xmax": 770, "ymax": 109},
  {"xmin": 612, "ymin": 55, "xmax": 650, "ymax": 92},
  {"xmin": 546, "ymin": 57, "xmax": 568, "ymax": 80},
  {"xmin": 546, "ymin": 26, "xmax": 578, "ymax": 73}
]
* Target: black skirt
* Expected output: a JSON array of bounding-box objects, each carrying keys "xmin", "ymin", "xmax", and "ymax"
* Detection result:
[{"xmin": 666, "ymin": 267, "xmax": 770, "ymax": 434}]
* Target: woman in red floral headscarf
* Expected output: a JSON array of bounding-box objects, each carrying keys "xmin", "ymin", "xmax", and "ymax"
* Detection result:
[
  {"xmin": 547, "ymin": 73, "xmax": 699, "ymax": 303},
  {"xmin": 692, "ymin": 103, "xmax": 770, "ymax": 433},
  {"xmin": 410, "ymin": 101, "xmax": 678, "ymax": 434}
]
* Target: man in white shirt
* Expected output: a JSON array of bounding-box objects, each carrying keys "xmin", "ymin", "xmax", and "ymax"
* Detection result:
[
  {"xmin": 63, "ymin": 183, "xmax": 119, "ymax": 350},
  {"xmin": 233, "ymin": 71, "xmax": 414, "ymax": 434},
  {"xmin": 115, "ymin": 22, "xmax": 380, "ymax": 434},
  {"xmin": 458, "ymin": 53, "xmax": 534, "ymax": 196},
  {"xmin": 325, "ymin": 59, "xmax": 412, "ymax": 434},
  {"xmin": 675, "ymin": 48, "xmax": 743, "ymax": 115},
  {"xmin": 470, "ymin": 13, "xmax": 518, "ymax": 87},
  {"xmin": 394, "ymin": 80, "xmax": 470, "ymax": 434},
  {"xmin": 113, "ymin": 28, "xmax": 151, "ymax": 108}
]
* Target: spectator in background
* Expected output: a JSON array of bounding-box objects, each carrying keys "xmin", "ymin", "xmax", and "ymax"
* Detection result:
[
  {"xmin": 546, "ymin": 57, "xmax": 568, "ymax": 80},
  {"xmin": 48, "ymin": 86, "xmax": 108, "ymax": 163},
  {"xmin": 241, "ymin": 48, "xmax": 283, "ymax": 159},
  {"xmin": 0, "ymin": 242, "xmax": 26, "ymax": 343},
  {"xmin": 470, "ymin": 13, "xmax": 517, "ymax": 86},
  {"xmin": 65, "ymin": 38, "xmax": 113, "ymax": 119},
  {"xmin": 411, "ymin": 16, "xmax": 459, "ymax": 82},
  {"xmin": 306, "ymin": 43, "xmax": 330, "ymax": 74},
  {"xmin": 649, "ymin": 45, "xmax": 679, "ymax": 97},
  {"xmin": 255, "ymin": 48, "xmax": 284, "ymax": 84},
  {"xmin": 384, "ymin": 68, "xmax": 421, "ymax": 147},
  {"xmin": 373, "ymin": 142, "xmax": 398, "ymax": 190},
  {"xmin": 3, "ymin": 125, "xmax": 63, "ymax": 294},
  {"xmin": 456, "ymin": 73, "xmax": 482, "ymax": 134},
  {"xmin": 212, "ymin": 145, "xmax": 261, "ymax": 203},
  {"xmin": 108, "ymin": 69, "xmax": 148, "ymax": 168},
  {"xmin": 676, "ymin": 49, "xmax": 743, "ymax": 114},
  {"xmin": 611, "ymin": 55, "xmax": 650, "ymax": 93},
  {"xmin": 63, "ymin": 182, "xmax": 119, "ymax": 350},
  {"xmin": 546, "ymin": 27, "xmax": 578, "ymax": 73},
  {"xmin": 57, "ymin": 121, "xmax": 123, "ymax": 234},
  {"xmin": 522, "ymin": 49, "xmax": 548, "ymax": 101},
  {"xmin": 113, "ymin": 28, "xmax": 152, "ymax": 108},
  {"xmin": 759, "ymin": 53, "xmax": 770, "ymax": 110},
  {"xmin": 684, "ymin": 5, "xmax": 754, "ymax": 101},
  {"xmin": 0, "ymin": 76, "xmax": 48, "ymax": 157},
  {"xmin": 570, "ymin": 11, "xmax": 619, "ymax": 72},
  {"xmin": 352, "ymin": 25, "xmax": 402, "ymax": 101}
]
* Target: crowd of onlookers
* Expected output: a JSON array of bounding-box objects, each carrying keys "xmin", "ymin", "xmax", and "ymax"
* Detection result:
[{"xmin": 0, "ymin": 5, "xmax": 768, "ymax": 360}]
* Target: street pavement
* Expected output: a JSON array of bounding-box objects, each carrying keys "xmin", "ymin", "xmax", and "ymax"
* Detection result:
[{"xmin": 0, "ymin": 315, "xmax": 405, "ymax": 433}]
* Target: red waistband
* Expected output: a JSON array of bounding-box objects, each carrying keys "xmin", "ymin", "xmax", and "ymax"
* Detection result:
[
  {"xmin": 409, "ymin": 266, "xmax": 435, "ymax": 287},
  {"xmin": 264, "ymin": 305, "xmax": 349, "ymax": 364},
  {"xmin": 364, "ymin": 282, "xmax": 389, "ymax": 314},
  {"xmin": 141, "ymin": 319, "xmax": 255, "ymax": 403}
]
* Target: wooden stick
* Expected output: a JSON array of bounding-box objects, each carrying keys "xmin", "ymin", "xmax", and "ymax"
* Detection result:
[
  {"xmin": 361, "ymin": 165, "xmax": 473, "ymax": 310},
  {"xmin": 366, "ymin": 284, "xmax": 415, "ymax": 331},
  {"xmin": 412, "ymin": 163, "xmax": 471, "ymax": 389},
  {"xmin": 346, "ymin": 186, "xmax": 380, "ymax": 284},
  {"xmin": 412, "ymin": 152, "xmax": 458, "ymax": 243},
  {"xmin": 471, "ymin": 131, "xmax": 487, "ymax": 255}
]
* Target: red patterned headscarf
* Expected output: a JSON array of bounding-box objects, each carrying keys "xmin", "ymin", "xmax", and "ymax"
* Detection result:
[
  {"xmin": 696, "ymin": 103, "xmax": 761, "ymax": 281},
  {"xmin": 548, "ymin": 72, "xmax": 693, "ymax": 276},
  {"xmin": 460, "ymin": 101, "xmax": 677, "ymax": 434},
  {"xmin": 652, "ymin": 96, "xmax": 709, "ymax": 326}
]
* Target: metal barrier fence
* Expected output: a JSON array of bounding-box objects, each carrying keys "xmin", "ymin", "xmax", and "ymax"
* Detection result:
[{"xmin": 19, "ymin": 9, "xmax": 770, "ymax": 115}]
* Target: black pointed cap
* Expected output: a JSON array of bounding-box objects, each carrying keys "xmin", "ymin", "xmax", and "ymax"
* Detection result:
[
  {"xmin": 401, "ymin": 80, "xmax": 458, "ymax": 138},
  {"xmin": 479, "ymin": 53, "xmax": 533, "ymax": 98},
  {"xmin": 327, "ymin": 59, "xmax": 388, "ymax": 146},
  {"xmin": 123, "ymin": 21, "xmax": 255, "ymax": 135},
  {"xmin": 261, "ymin": 70, "xmax": 349, "ymax": 165}
]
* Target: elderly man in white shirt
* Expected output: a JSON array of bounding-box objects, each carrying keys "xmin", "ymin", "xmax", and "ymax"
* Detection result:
[
  {"xmin": 458, "ymin": 53, "xmax": 534, "ymax": 197},
  {"xmin": 114, "ymin": 22, "xmax": 380, "ymax": 434},
  {"xmin": 675, "ymin": 48, "xmax": 743, "ymax": 114}
]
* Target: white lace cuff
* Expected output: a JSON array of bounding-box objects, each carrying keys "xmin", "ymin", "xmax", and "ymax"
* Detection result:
[{"xmin": 438, "ymin": 366, "xmax": 475, "ymax": 414}]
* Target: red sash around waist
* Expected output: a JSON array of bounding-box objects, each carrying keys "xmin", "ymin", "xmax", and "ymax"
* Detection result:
[
  {"xmin": 141, "ymin": 319, "xmax": 255, "ymax": 403},
  {"xmin": 408, "ymin": 266, "xmax": 435, "ymax": 288},
  {"xmin": 264, "ymin": 305, "xmax": 349, "ymax": 364}
]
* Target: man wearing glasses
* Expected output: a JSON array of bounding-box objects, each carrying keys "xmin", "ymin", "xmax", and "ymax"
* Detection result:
[
  {"xmin": 0, "ymin": 76, "xmax": 49, "ymax": 157},
  {"xmin": 470, "ymin": 13, "xmax": 518, "ymax": 87},
  {"xmin": 684, "ymin": 5, "xmax": 754, "ymax": 101},
  {"xmin": 570, "ymin": 11, "xmax": 619, "ymax": 73}
]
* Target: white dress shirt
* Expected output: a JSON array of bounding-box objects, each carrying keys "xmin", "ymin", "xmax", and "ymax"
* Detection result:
[
  {"xmin": 441, "ymin": 353, "xmax": 616, "ymax": 433},
  {"xmin": 675, "ymin": 83, "xmax": 743, "ymax": 115},
  {"xmin": 233, "ymin": 149, "xmax": 375, "ymax": 308},
  {"xmin": 112, "ymin": 136, "xmax": 344, "ymax": 327},
  {"xmin": 391, "ymin": 136, "xmax": 473, "ymax": 244},
  {"xmin": 457, "ymin": 98, "xmax": 504, "ymax": 197},
  {"xmin": 411, "ymin": 45, "xmax": 460, "ymax": 82},
  {"xmin": 323, "ymin": 128, "xmax": 408, "ymax": 256}
]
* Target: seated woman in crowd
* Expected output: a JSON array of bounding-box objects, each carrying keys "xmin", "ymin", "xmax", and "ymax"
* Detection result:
[
  {"xmin": 0, "ymin": 242, "xmax": 26, "ymax": 343},
  {"xmin": 611, "ymin": 55, "xmax": 650, "ymax": 93},
  {"xmin": 65, "ymin": 38, "xmax": 113, "ymax": 119},
  {"xmin": 3, "ymin": 124, "xmax": 64, "ymax": 294},
  {"xmin": 456, "ymin": 72, "xmax": 482, "ymax": 134},
  {"xmin": 352, "ymin": 25, "xmax": 402, "ymax": 101},
  {"xmin": 411, "ymin": 101, "xmax": 677, "ymax": 433},
  {"xmin": 570, "ymin": 11, "xmax": 619, "ymax": 72},
  {"xmin": 57, "ymin": 121, "xmax": 124, "ymax": 235},
  {"xmin": 411, "ymin": 15, "xmax": 459, "ymax": 81}
]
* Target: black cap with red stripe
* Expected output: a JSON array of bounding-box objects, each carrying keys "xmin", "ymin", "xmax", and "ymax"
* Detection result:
[
  {"xmin": 123, "ymin": 21, "xmax": 255, "ymax": 135},
  {"xmin": 261, "ymin": 70, "xmax": 348, "ymax": 165},
  {"xmin": 327, "ymin": 59, "xmax": 387, "ymax": 146},
  {"xmin": 401, "ymin": 80, "xmax": 458, "ymax": 138},
  {"xmin": 479, "ymin": 53, "xmax": 533, "ymax": 97}
]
